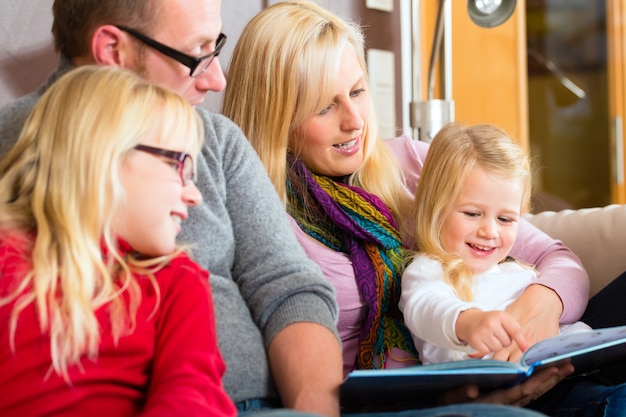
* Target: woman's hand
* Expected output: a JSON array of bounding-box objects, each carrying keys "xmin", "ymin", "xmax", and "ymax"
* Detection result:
[
  {"xmin": 437, "ymin": 364, "xmax": 574, "ymax": 407},
  {"xmin": 474, "ymin": 364, "xmax": 574, "ymax": 406},
  {"xmin": 494, "ymin": 284, "xmax": 562, "ymax": 362}
]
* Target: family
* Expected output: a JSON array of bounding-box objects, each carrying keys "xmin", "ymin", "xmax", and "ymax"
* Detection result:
[{"xmin": 0, "ymin": 0, "xmax": 625, "ymax": 416}]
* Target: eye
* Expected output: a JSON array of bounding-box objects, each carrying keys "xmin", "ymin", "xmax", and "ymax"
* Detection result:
[
  {"xmin": 463, "ymin": 211, "xmax": 479, "ymax": 218},
  {"xmin": 498, "ymin": 216, "xmax": 515, "ymax": 224},
  {"xmin": 191, "ymin": 42, "xmax": 211, "ymax": 58},
  {"xmin": 350, "ymin": 88, "xmax": 365, "ymax": 97},
  {"xmin": 318, "ymin": 104, "xmax": 333, "ymax": 115},
  {"xmin": 167, "ymin": 161, "xmax": 180, "ymax": 172}
]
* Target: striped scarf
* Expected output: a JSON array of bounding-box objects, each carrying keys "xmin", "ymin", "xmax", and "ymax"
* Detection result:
[{"xmin": 287, "ymin": 158, "xmax": 417, "ymax": 369}]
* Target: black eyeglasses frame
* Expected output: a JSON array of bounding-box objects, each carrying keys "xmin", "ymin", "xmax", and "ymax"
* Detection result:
[{"xmin": 117, "ymin": 25, "xmax": 227, "ymax": 78}]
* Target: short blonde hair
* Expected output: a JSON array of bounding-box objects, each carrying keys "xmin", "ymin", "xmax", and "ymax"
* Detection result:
[{"xmin": 0, "ymin": 65, "xmax": 204, "ymax": 381}]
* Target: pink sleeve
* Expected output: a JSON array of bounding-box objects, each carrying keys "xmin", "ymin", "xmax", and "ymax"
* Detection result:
[
  {"xmin": 383, "ymin": 135, "xmax": 428, "ymax": 195},
  {"xmin": 141, "ymin": 256, "xmax": 236, "ymax": 417},
  {"xmin": 384, "ymin": 135, "xmax": 590, "ymax": 324},
  {"xmin": 510, "ymin": 219, "xmax": 589, "ymax": 323}
]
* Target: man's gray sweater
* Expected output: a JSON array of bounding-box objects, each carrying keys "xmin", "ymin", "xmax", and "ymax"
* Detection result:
[{"xmin": 0, "ymin": 57, "xmax": 339, "ymax": 404}]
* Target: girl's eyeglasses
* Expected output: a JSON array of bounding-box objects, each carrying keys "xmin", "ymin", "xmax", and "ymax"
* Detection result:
[{"xmin": 134, "ymin": 144, "xmax": 195, "ymax": 186}]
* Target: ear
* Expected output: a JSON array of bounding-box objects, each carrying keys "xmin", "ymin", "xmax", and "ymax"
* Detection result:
[{"xmin": 91, "ymin": 25, "xmax": 133, "ymax": 67}]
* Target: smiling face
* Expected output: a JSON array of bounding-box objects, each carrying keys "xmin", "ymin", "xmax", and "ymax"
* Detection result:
[
  {"xmin": 111, "ymin": 125, "xmax": 202, "ymax": 257},
  {"xmin": 440, "ymin": 166, "xmax": 523, "ymax": 274},
  {"xmin": 133, "ymin": 0, "xmax": 226, "ymax": 106},
  {"xmin": 291, "ymin": 45, "xmax": 369, "ymax": 177}
]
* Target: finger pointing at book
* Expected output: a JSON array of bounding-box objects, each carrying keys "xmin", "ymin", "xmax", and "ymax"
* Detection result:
[{"xmin": 457, "ymin": 309, "xmax": 529, "ymax": 359}]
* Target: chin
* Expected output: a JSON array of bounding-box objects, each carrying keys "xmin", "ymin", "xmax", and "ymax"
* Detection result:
[
  {"xmin": 141, "ymin": 245, "xmax": 177, "ymax": 258},
  {"xmin": 157, "ymin": 246, "xmax": 177, "ymax": 257}
]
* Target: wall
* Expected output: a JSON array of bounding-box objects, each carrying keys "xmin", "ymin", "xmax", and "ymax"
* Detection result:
[
  {"xmin": 206, "ymin": 0, "xmax": 371, "ymax": 112},
  {"xmin": 0, "ymin": 0, "xmax": 267, "ymax": 110},
  {"xmin": 0, "ymin": 0, "xmax": 379, "ymax": 114},
  {"xmin": 417, "ymin": 0, "xmax": 528, "ymax": 147},
  {"xmin": 451, "ymin": 0, "xmax": 528, "ymax": 147},
  {"xmin": 0, "ymin": 1, "xmax": 56, "ymax": 106}
]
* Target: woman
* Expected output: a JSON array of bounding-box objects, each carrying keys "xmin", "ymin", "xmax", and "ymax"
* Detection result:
[
  {"xmin": 223, "ymin": 1, "xmax": 626, "ymax": 415},
  {"xmin": 224, "ymin": 0, "xmax": 584, "ymax": 371},
  {"xmin": 0, "ymin": 66, "xmax": 235, "ymax": 416}
]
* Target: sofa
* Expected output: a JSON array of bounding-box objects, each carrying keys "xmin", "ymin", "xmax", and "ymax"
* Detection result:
[{"xmin": 526, "ymin": 204, "xmax": 626, "ymax": 297}]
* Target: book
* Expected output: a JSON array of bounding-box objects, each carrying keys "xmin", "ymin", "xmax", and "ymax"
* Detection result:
[{"xmin": 341, "ymin": 325, "xmax": 626, "ymax": 408}]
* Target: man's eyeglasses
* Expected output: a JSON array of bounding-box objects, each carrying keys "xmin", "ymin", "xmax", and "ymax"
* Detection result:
[
  {"xmin": 134, "ymin": 144, "xmax": 195, "ymax": 186},
  {"xmin": 117, "ymin": 25, "xmax": 227, "ymax": 78}
]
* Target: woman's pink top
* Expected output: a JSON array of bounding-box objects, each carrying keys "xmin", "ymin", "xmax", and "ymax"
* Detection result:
[{"xmin": 290, "ymin": 135, "xmax": 590, "ymax": 378}]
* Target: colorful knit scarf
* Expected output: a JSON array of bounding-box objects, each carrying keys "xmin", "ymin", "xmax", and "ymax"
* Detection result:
[{"xmin": 287, "ymin": 158, "xmax": 418, "ymax": 370}]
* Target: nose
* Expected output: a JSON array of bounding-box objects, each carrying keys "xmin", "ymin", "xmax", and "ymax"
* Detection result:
[
  {"xmin": 340, "ymin": 101, "xmax": 365, "ymax": 132},
  {"xmin": 183, "ymin": 182, "xmax": 203, "ymax": 207},
  {"xmin": 478, "ymin": 218, "xmax": 498, "ymax": 239},
  {"xmin": 195, "ymin": 58, "xmax": 227, "ymax": 93}
]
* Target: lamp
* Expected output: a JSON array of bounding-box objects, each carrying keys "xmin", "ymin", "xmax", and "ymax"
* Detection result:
[
  {"xmin": 410, "ymin": 0, "xmax": 517, "ymax": 142},
  {"xmin": 468, "ymin": 0, "xmax": 517, "ymax": 29}
]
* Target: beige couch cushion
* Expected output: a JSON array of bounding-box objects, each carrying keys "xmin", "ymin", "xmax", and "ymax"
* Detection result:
[{"xmin": 525, "ymin": 204, "xmax": 626, "ymax": 297}]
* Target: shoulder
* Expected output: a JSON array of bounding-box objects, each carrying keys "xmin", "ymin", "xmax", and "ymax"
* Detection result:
[
  {"xmin": 0, "ymin": 231, "xmax": 31, "ymax": 258},
  {"xmin": 0, "ymin": 94, "xmax": 38, "ymax": 156},
  {"xmin": 405, "ymin": 253, "xmax": 443, "ymax": 275},
  {"xmin": 493, "ymin": 260, "xmax": 537, "ymax": 277},
  {"xmin": 153, "ymin": 252, "xmax": 210, "ymax": 295},
  {"xmin": 168, "ymin": 251, "xmax": 208, "ymax": 273},
  {"xmin": 0, "ymin": 94, "xmax": 38, "ymax": 124},
  {"xmin": 383, "ymin": 135, "xmax": 429, "ymax": 164},
  {"xmin": 194, "ymin": 107, "xmax": 260, "ymax": 167},
  {"xmin": 382, "ymin": 135, "xmax": 429, "ymax": 192},
  {"xmin": 161, "ymin": 252, "xmax": 209, "ymax": 279},
  {"xmin": 0, "ymin": 56, "xmax": 73, "ymax": 158},
  {"xmin": 0, "ymin": 232, "xmax": 33, "ymax": 292},
  {"xmin": 195, "ymin": 108, "xmax": 246, "ymax": 141},
  {"xmin": 147, "ymin": 253, "xmax": 216, "ymax": 331}
]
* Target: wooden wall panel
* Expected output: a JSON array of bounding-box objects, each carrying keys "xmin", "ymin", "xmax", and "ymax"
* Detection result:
[
  {"xmin": 607, "ymin": 0, "xmax": 626, "ymax": 203},
  {"xmin": 420, "ymin": 0, "xmax": 528, "ymax": 148}
]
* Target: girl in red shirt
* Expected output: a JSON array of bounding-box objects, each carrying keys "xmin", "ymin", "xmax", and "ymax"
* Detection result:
[{"xmin": 0, "ymin": 66, "xmax": 236, "ymax": 417}]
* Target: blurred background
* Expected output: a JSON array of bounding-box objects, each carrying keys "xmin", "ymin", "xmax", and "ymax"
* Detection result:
[{"xmin": 1, "ymin": 0, "xmax": 622, "ymax": 212}]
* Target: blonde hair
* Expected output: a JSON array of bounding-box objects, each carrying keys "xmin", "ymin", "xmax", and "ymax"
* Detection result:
[
  {"xmin": 222, "ymin": 0, "xmax": 412, "ymax": 226},
  {"xmin": 0, "ymin": 65, "xmax": 204, "ymax": 381},
  {"xmin": 412, "ymin": 123, "xmax": 531, "ymax": 301}
]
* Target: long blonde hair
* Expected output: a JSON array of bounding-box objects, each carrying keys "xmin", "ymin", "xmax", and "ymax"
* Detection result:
[
  {"xmin": 412, "ymin": 123, "xmax": 531, "ymax": 300},
  {"xmin": 0, "ymin": 66, "xmax": 204, "ymax": 381},
  {"xmin": 222, "ymin": 0, "xmax": 412, "ymax": 226}
]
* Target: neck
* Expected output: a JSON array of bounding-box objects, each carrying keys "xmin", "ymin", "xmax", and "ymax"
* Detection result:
[{"xmin": 328, "ymin": 175, "xmax": 350, "ymax": 184}]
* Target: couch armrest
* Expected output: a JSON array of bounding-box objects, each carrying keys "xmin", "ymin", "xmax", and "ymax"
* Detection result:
[{"xmin": 525, "ymin": 204, "xmax": 626, "ymax": 297}]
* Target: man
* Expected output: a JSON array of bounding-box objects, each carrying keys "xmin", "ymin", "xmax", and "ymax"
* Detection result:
[
  {"xmin": 0, "ymin": 1, "xmax": 573, "ymax": 416},
  {"xmin": 0, "ymin": 0, "xmax": 342, "ymax": 416}
]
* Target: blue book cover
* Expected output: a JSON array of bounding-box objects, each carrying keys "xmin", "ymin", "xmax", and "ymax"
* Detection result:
[{"xmin": 341, "ymin": 325, "xmax": 626, "ymax": 408}]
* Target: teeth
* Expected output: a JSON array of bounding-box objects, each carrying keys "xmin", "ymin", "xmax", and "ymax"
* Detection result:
[
  {"xmin": 334, "ymin": 138, "xmax": 357, "ymax": 149},
  {"xmin": 470, "ymin": 243, "xmax": 493, "ymax": 251},
  {"xmin": 172, "ymin": 214, "xmax": 183, "ymax": 224}
]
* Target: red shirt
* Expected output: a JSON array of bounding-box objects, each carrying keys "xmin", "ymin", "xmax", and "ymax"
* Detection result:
[{"xmin": 0, "ymin": 235, "xmax": 236, "ymax": 417}]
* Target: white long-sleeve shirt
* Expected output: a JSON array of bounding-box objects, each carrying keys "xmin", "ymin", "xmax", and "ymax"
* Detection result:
[{"xmin": 400, "ymin": 254, "xmax": 590, "ymax": 364}]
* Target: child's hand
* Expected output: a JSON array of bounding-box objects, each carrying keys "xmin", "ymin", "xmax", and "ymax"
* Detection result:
[
  {"xmin": 456, "ymin": 308, "xmax": 529, "ymax": 360},
  {"xmin": 492, "ymin": 285, "xmax": 562, "ymax": 362}
]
